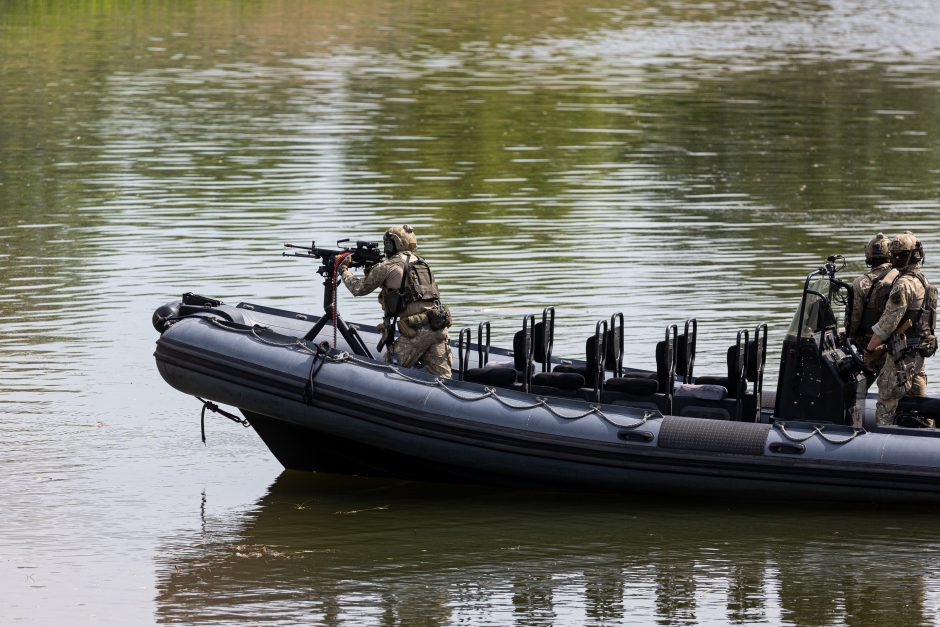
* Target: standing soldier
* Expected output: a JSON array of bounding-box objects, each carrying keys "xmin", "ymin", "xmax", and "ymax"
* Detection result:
[
  {"xmin": 847, "ymin": 233, "xmax": 897, "ymax": 387},
  {"xmin": 865, "ymin": 232, "xmax": 938, "ymax": 425},
  {"xmin": 338, "ymin": 225, "xmax": 453, "ymax": 378}
]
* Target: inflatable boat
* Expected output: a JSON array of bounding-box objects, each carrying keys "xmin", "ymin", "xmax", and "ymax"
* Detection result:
[{"xmin": 152, "ymin": 257, "xmax": 940, "ymax": 503}]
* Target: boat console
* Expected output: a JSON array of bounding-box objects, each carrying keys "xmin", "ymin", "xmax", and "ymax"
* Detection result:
[{"xmin": 774, "ymin": 257, "xmax": 865, "ymax": 426}]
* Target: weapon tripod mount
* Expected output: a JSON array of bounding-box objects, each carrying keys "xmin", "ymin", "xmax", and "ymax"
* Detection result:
[{"xmin": 301, "ymin": 265, "xmax": 375, "ymax": 359}]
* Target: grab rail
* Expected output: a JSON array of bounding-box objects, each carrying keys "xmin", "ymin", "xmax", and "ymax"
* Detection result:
[
  {"xmin": 663, "ymin": 324, "xmax": 678, "ymax": 416},
  {"xmin": 593, "ymin": 319, "xmax": 608, "ymax": 403},
  {"xmin": 734, "ymin": 329, "xmax": 750, "ymax": 421},
  {"xmin": 683, "ymin": 318, "xmax": 698, "ymax": 383},
  {"xmin": 541, "ymin": 306, "xmax": 555, "ymax": 372},
  {"xmin": 522, "ymin": 314, "xmax": 535, "ymax": 393},
  {"xmin": 753, "ymin": 322, "xmax": 769, "ymax": 412},
  {"xmin": 609, "ymin": 312, "xmax": 624, "ymax": 378},
  {"xmin": 477, "ymin": 321, "xmax": 491, "ymax": 368},
  {"xmin": 457, "ymin": 327, "xmax": 471, "ymax": 381}
]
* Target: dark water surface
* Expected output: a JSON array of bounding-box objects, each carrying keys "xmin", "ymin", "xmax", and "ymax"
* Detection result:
[{"xmin": 2, "ymin": 0, "xmax": 940, "ymax": 624}]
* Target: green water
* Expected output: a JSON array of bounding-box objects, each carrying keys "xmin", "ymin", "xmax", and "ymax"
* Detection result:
[{"xmin": 2, "ymin": 1, "xmax": 940, "ymax": 624}]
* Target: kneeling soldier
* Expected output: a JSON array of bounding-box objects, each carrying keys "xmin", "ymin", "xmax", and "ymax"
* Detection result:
[{"xmin": 338, "ymin": 225, "xmax": 453, "ymax": 378}]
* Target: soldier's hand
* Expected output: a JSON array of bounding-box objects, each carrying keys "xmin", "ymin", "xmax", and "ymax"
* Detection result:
[
  {"xmin": 335, "ymin": 255, "xmax": 351, "ymax": 273},
  {"xmin": 863, "ymin": 346, "xmax": 884, "ymax": 371}
]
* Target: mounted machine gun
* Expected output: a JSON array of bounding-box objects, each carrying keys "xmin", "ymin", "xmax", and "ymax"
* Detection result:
[{"xmin": 282, "ymin": 239, "xmax": 385, "ymax": 356}]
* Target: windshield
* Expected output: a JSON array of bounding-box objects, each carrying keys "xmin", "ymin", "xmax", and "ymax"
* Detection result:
[{"xmin": 787, "ymin": 276, "xmax": 847, "ymax": 340}]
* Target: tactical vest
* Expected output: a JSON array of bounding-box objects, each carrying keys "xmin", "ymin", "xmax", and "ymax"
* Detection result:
[
  {"xmin": 857, "ymin": 265, "xmax": 898, "ymax": 340},
  {"xmin": 903, "ymin": 270, "xmax": 937, "ymax": 351},
  {"xmin": 381, "ymin": 252, "xmax": 441, "ymax": 317}
]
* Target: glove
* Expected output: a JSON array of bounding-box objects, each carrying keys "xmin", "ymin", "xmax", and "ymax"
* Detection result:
[
  {"xmin": 335, "ymin": 254, "xmax": 351, "ymax": 273},
  {"xmin": 863, "ymin": 345, "xmax": 885, "ymax": 371}
]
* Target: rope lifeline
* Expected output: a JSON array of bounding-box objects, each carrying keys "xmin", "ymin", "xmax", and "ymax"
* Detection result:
[
  {"xmin": 207, "ymin": 317, "xmax": 319, "ymax": 355},
  {"xmin": 195, "ymin": 321, "xmax": 873, "ymax": 450},
  {"xmin": 330, "ymin": 351, "xmax": 658, "ymax": 429},
  {"xmin": 198, "ymin": 318, "xmax": 870, "ymax": 448}
]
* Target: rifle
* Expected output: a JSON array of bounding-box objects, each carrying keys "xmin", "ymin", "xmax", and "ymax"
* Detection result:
[
  {"xmin": 283, "ymin": 239, "xmax": 384, "ymax": 277},
  {"xmin": 865, "ymin": 318, "xmax": 913, "ymax": 370},
  {"xmin": 889, "ymin": 318, "xmax": 914, "ymax": 359}
]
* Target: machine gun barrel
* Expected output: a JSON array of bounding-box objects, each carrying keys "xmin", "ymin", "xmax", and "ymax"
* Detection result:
[
  {"xmin": 281, "ymin": 239, "xmax": 385, "ymax": 276},
  {"xmin": 283, "ymin": 242, "xmax": 314, "ymax": 251}
]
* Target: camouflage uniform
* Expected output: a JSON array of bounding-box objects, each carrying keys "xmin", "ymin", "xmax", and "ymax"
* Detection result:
[
  {"xmin": 870, "ymin": 268, "xmax": 931, "ymax": 424},
  {"xmin": 341, "ymin": 251, "xmax": 452, "ymax": 378},
  {"xmin": 846, "ymin": 262, "xmax": 897, "ymax": 384},
  {"xmin": 391, "ymin": 325, "xmax": 452, "ymax": 377}
]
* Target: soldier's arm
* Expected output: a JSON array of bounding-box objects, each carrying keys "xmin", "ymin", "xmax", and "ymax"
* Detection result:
[
  {"xmin": 341, "ymin": 262, "xmax": 391, "ymax": 296},
  {"xmin": 868, "ymin": 281, "xmax": 910, "ymax": 348}
]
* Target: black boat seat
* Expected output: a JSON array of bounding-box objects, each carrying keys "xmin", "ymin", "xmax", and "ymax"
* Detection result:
[
  {"xmin": 532, "ymin": 371, "xmax": 585, "ymax": 390},
  {"xmin": 674, "ymin": 328, "xmax": 766, "ymax": 422},
  {"xmin": 605, "ymin": 377, "xmax": 658, "ymax": 396},
  {"xmin": 554, "ymin": 333, "xmax": 630, "ymax": 386},
  {"xmin": 556, "ymin": 335, "xmax": 666, "ymax": 382},
  {"xmin": 694, "ymin": 345, "xmax": 750, "ymax": 398},
  {"xmin": 613, "ymin": 330, "xmax": 692, "ymax": 379},
  {"xmin": 464, "ymin": 365, "xmax": 518, "ymax": 388},
  {"xmin": 672, "ymin": 337, "xmax": 733, "ymax": 419},
  {"xmin": 513, "ymin": 321, "xmax": 551, "ymax": 371},
  {"xmin": 897, "ymin": 395, "xmax": 940, "ymax": 422},
  {"xmin": 509, "ymin": 317, "xmax": 589, "ymax": 397},
  {"xmin": 528, "ymin": 362, "xmax": 586, "ymax": 398},
  {"xmin": 603, "ymin": 338, "xmax": 671, "ymax": 405},
  {"xmin": 550, "ymin": 318, "xmax": 677, "ymax": 415},
  {"xmin": 461, "ymin": 314, "xmax": 540, "ymax": 391},
  {"xmin": 466, "ymin": 311, "xmax": 575, "ymax": 396}
]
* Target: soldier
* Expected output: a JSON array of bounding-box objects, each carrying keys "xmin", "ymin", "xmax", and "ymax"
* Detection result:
[
  {"xmin": 847, "ymin": 233, "xmax": 897, "ymax": 386},
  {"xmin": 865, "ymin": 232, "xmax": 938, "ymax": 425},
  {"xmin": 338, "ymin": 225, "xmax": 453, "ymax": 378}
]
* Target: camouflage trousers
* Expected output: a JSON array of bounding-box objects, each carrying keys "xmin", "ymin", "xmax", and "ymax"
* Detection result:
[
  {"xmin": 387, "ymin": 326, "xmax": 453, "ymax": 378},
  {"xmin": 875, "ymin": 351, "xmax": 928, "ymax": 425}
]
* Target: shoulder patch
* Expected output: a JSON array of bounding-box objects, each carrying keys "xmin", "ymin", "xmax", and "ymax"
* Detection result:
[{"xmin": 890, "ymin": 289, "xmax": 904, "ymax": 304}]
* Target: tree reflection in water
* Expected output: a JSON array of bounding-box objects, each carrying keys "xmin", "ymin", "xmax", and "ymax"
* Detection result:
[{"xmin": 154, "ymin": 472, "xmax": 940, "ymax": 626}]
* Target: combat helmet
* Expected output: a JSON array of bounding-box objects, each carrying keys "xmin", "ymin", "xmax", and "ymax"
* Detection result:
[
  {"xmin": 865, "ymin": 233, "xmax": 892, "ymax": 266},
  {"xmin": 890, "ymin": 230, "xmax": 924, "ymax": 269},
  {"xmin": 383, "ymin": 224, "xmax": 417, "ymax": 257}
]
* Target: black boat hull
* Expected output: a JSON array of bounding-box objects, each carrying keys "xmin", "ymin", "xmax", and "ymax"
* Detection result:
[{"xmin": 154, "ymin": 302, "xmax": 940, "ymax": 504}]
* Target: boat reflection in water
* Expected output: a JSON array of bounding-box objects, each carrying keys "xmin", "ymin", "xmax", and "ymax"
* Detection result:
[{"xmin": 155, "ymin": 472, "xmax": 940, "ymax": 625}]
